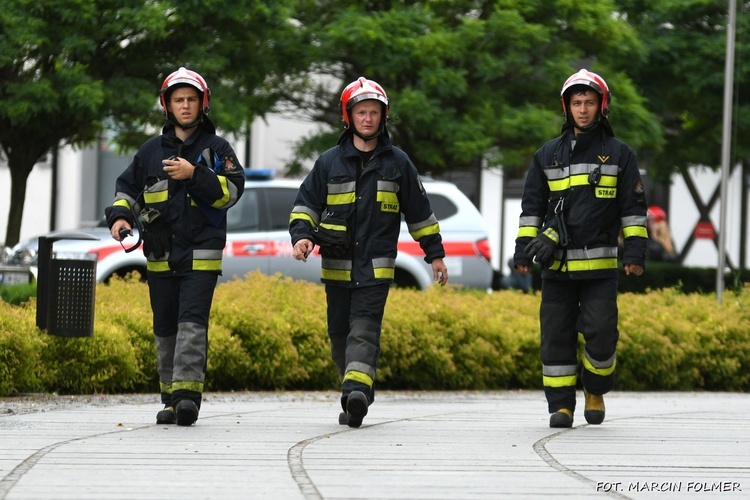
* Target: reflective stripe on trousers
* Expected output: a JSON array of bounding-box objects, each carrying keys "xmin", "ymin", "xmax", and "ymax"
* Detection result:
[
  {"xmin": 325, "ymin": 283, "xmax": 390, "ymax": 400},
  {"xmin": 540, "ymin": 277, "xmax": 618, "ymax": 412},
  {"xmin": 149, "ymin": 271, "xmax": 218, "ymax": 401}
]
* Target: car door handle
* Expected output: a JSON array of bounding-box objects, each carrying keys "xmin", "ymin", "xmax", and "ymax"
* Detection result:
[{"xmin": 243, "ymin": 244, "xmax": 266, "ymax": 254}]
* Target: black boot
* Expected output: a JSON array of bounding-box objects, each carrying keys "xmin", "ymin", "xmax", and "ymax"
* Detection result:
[
  {"xmin": 175, "ymin": 400, "xmax": 199, "ymax": 426},
  {"xmin": 549, "ymin": 408, "xmax": 574, "ymax": 428},
  {"xmin": 346, "ymin": 391, "xmax": 369, "ymax": 428},
  {"xmin": 338, "ymin": 394, "xmax": 350, "ymax": 425},
  {"xmin": 156, "ymin": 405, "xmax": 176, "ymax": 424}
]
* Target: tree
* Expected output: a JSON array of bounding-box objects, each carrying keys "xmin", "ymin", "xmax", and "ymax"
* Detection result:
[
  {"xmin": 286, "ymin": 0, "xmax": 664, "ymax": 179},
  {"xmin": 0, "ymin": 0, "xmax": 308, "ymax": 247},
  {"xmin": 616, "ymin": 0, "xmax": 750, "ymax": 182}
]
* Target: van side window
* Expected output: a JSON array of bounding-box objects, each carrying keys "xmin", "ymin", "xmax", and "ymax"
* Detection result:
[
  {"xmin": 227, "ymin": 189, "xmax": 260, "ymax": 231},
  {"xmin": 266, "ymin": 188, "xmax": 299, "ymax": 230}
]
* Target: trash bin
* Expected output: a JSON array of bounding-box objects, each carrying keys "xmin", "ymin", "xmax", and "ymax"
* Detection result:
[{"xmin": 36, "ymin": 232, "xmax": 99, "ymax": 337}]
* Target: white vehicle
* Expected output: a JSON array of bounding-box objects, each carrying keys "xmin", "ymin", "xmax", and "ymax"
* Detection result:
[{"xmin": 9, "ymin": 174, "xmax": 494, "ymax": 290}]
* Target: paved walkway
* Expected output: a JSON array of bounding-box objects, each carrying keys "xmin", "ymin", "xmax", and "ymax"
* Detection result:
[{"xmin": 1, "ymin": 391, "xmax": 749, "ymax": 499}]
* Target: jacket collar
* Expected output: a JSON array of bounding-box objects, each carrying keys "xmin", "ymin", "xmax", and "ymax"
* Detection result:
[{"xmin": 338, "ymin": 131, "xmax": 392, "ymax": 158}]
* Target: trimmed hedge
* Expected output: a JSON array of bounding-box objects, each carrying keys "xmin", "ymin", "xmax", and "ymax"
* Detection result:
[
  {"xmin": 0, "ymin": 271, "xmax": 748, "ymax": 396},
  {"xmin": 529, "ymin": 262, "xmax": 750, "ymax": 294}
]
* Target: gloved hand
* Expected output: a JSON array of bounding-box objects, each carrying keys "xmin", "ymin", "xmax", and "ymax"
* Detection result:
[
  {"xmin": 524, "ymin": 227, "xmax": 559, "ymax": 268},
  {"xmin": 139, "ymin": 207, "xmax": 172, "ymax": 259}
]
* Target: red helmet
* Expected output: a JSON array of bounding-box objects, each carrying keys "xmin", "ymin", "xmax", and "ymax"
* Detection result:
[
  {"xmin": 648, "ymin": 206, "xmax": 667, "ymax": 223},
  {"xmin": 560, "ymin": 69, "xmax": 610, "ymax": 120},
  {"xmin": 159, "ymin": 67, "xmax": 211, "ymax": 116},
  {"xmin": 339, "ymin": 77, "xmax": 389, "ymax": 129}
]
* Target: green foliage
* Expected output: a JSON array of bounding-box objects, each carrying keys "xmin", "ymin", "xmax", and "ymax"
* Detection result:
[
  {"xmin": 0, "ymin": 283, "xmax": 36, "ymax": 305},
  {"xmin": 39, "ymin": 323, "xmax": 149, "ymax": 395},
  {"xmin": 528, "ymin": 262, "xmax": 750, "ymax": 294},
  {"xmin": 618, "ymin": 289, "xmax": 750, "ymax": 390},
  {"xmin": 617, "ymin": 0, "xmax": 750, "ymax": 181},
  {"xmin": 0, "ymin": 271, "xmax": 748, "ymax": 396},
  {"xmin": 379, "ymin": 288, "xmax": 540, "ymax": 390},
  {"xmin": 0, "ymin": 0, "xmax": 306, "ymax": 247},
  {"xmin": 210, "ymin": 273, "xmax": 337, "ymax": 390},
  {"xmin": 289, "ymin": 0, "xmax": 662, "ymax": 177},
  {"xmin": 0, "ymin": 300, "xmax": 47, "ymax": 395}
]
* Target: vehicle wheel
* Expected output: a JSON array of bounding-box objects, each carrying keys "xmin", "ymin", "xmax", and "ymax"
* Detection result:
[{"xmin": 393, "ymin": 268, "xmax": 420, "ymax": 289}]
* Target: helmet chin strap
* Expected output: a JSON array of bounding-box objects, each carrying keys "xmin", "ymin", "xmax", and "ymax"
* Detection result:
[
  {"xmin": 569, "ymin": 111, "xmax": 601, "ymax": 132},
  {"xmin": 167, "ymin": 112, "xmax": 202, "ymax": 131},
  {"xmin": 352, "ymin": 128, "xmax": 382, "ymax": 142}
]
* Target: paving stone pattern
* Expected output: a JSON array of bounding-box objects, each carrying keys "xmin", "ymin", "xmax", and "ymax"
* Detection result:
[{"xmin": 1, "ymin": 391, "xmax": 748, "ymax": 499}]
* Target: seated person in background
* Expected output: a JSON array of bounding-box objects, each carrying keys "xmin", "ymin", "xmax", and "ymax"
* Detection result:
[
  {"xmin": 501, "ymin": 258, "xmax": 532, "ymax": 293},
  {"xmin": 646, "ymin": 206, "xmax": 679, "ymax": 262}
]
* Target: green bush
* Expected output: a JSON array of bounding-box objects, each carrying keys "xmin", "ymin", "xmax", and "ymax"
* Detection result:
[
  {"xmin": 617, "ymin": 289, "xmax": 750, "ymax": 391},
  {"xmin": 0, "ymin": 271, "xmax": 748, "ymax": 396},
  {"xmin": 0, "ymin": 299, "xmax": 47, "ymax": 395},
  {"xmin": 210, "ymin": 274, "xmax": 336, "ymax": 390},
  {"xmin": 0, "ymin": 283, "xmax": 36, "ymax": 305},
  {"xmin": 529, "ymin": 262, "xmax": 750, "ymax": 294}
]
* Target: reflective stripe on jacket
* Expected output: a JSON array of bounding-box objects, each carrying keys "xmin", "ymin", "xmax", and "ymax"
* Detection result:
[
  {"xmin": 513, "ymin": 127, "xmax": 647, "ymax": 280},
  {"xmin": 290, "ymin": 132, "xmax": 444, "ymax": 287},
  {"xmin": 105, "ymin": 122, "xmax": 244, "ymax": 275}
]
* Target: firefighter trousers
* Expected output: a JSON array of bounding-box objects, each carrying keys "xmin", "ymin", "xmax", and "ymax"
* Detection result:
[
  {"xmin": 149, "ymin": 271, "xmax": 218, "ymax": 410},
  {"xmin": 540, "ymin": 278, "xmax": 618, "ymax": 413},
  {"xmin": 325, "ymin": 283, "xmax": 390, "ymax": 405}
]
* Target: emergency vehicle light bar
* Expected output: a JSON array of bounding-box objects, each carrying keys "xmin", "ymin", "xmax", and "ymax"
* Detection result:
[{"xmin": 243, "ymin": 168, "xmax": 275, "ymax": 180}]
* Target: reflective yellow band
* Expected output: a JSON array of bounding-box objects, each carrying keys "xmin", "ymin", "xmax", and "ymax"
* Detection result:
[
  {"xmin": 569, "ymin": 174, "xmax": 589, "ymax": 187},
  {"xmin": 320, "ymin": 222, "xmax": 347, "ymax": 232},
  {"xmin": 172, "ymin": 381, "xmax": 204, "ymax": 393},
  {"xmin": 322, "ymin": 269, "xmax": 351, "ymax": 281},
  {"xmin": 410, "ymin": 223, "xmax": 440, "ymax": 240},
  {"xmin": 212, "ymin": 176, "xmax": 231, "ymax": 208},
  {"xmin": 550, "ymin": 258, "xmax": 618, "ymax": 272},
  {"xmin": 548, "ymin": 178, "xmax": 571, "ymax": 192},
  {"xmin": 343, "ymin": 370, "xmax": 374, "ymax": 388},
  {"xmin": 193, "ymin": 259, "xmax": 222, "ymax": 271},
  {"xmin": 517, "ymin": 227, "xmax": 538, "ymax": 238},
  {"xmin": 543, "ymin": 374, "xmax": 577, "ymax": 388},
  {"xmin": 623, "ymin": 226, "xmax": 648, "ymax": 238},
  {"xmin": 113, "ymin": 199, "xmax": 131, "ymax": 210},
  {"xmin": 159, "ymin": 382, "xmax": 173, "ymax": 394},
  {"xmin": 290, "ymin": 212, "xmax": 315, "ymax": 226},
  {"xmin": 583, "ymin": 357, "xmax": 616, "ymax": 377},
  {"xmin": 543, "ymin": 228, "xmax": 559, "ymax": 243},
  {"xmin": 144, "ymin": 191, "xmax": 168, "ymax": 203},
  {"xmin": 374, "ymin": 267, "xmax": 395, "ymax": 279},
  {"xmin": 147, "ymin": 261, "xmax": 171, "ymax": 272},
  {"xmin": 599, "ymin": 176, "xmax": 617, "ymax": 187},
  {"xmin": 377, "ymin": 191, "xmax": 399, "ymax": 212},
  {"xmin": 327, "ymin": 192, "xmax": 356, "ymax": 205}
]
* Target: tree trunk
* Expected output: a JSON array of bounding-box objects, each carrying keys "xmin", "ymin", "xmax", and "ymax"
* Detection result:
[{"xmin": 4, "ymin": 157, "xmax": 34, "ymax": 248}]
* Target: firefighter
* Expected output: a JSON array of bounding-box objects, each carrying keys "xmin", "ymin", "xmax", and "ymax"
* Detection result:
[
  {"xmin": 513, "ymin": 69, "xmax": 648, "ymax": 428},
  {"xmin": 105, "ymin": 67, "xmax": 244, "ymax": 426},
  {"xmin": 289, "ymin": 77, "xmax": 448, "ymax": 428}
]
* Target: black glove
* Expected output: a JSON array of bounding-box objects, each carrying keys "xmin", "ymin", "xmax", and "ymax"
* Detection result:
[
  {"xmin": 139, "ymin": 207, "xmax": 172, "ymax": 259},
  {"xmin": 313, "ymin": 216, "xmax": 350, "ymax": 258},
  {"xmin": 524, "ymin": 227, "xmax": 559, "ymax": 268}
]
